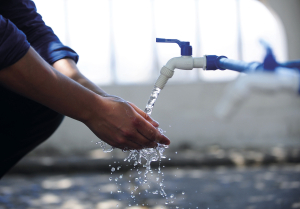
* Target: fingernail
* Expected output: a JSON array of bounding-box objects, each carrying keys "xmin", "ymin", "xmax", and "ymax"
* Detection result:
[{"xmin": 152, "ymin": 120, "xmax": 159, "ymax": 127}]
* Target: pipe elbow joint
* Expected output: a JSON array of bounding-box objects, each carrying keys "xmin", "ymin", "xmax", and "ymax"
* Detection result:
[{"xmin": 165, "ymin": 56, "xmax": 194, "ymax": 70}]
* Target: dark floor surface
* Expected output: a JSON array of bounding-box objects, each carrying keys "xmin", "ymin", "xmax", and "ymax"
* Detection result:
[{"xmin": 1, "ymin": 163, "xmax": 300, "ymax": 209}]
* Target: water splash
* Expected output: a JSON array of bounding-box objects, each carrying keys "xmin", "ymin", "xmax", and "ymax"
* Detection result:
[
  {"xmin": 95, "ymin": 141, "xmax": 114, "ymax": 153},
  {"xmin": 122, "ymin": 86, "xmax": 169, "ymax": 198},
  {"xmin": 124, "ymin": 86, "xmax": 167, "ymax": 173},
  {"xmin": 97, "ymin": 85, "xmax": 170, "ymax": 200},
  {"xmin": 125, "ymin": 86, "xmax": 167, "ymax": 172}
]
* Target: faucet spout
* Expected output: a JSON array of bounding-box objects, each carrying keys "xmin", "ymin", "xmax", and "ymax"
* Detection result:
[{"xmin": 154, "ymin": 56, "xmax": 207, "ymax": 89}]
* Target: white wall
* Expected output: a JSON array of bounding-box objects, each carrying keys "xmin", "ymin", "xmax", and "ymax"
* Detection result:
[
  {"xmin": 31, "ymin": 0, "xmax": 300, "ymax": 155},
  {"xmin": 34, "ymin": 82, "xmax": 300, "ymax": 155},
  {"xmin": 264, "ymin": 0, "xmax": 300, "ymax": 60}
]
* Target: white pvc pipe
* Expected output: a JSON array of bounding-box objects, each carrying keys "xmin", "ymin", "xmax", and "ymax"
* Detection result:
[{"xmin": 154, "ymin": 56, "xmax": 207, "ymax": 89}]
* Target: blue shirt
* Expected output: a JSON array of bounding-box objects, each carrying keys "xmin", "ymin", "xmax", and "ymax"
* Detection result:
[{"xmin": 0, "ymin": 0, "xmax": 79, "ymax": 70}]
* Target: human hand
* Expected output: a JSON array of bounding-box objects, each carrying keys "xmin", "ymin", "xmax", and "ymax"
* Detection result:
[{"xmin": 83, "ymin": 95, "xmax": 170, "ymax": 150}]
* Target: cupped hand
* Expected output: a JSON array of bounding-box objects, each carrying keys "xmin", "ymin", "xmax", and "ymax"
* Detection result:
[{"xmin": 84, "ymin": 95, "xmax": 170, "ymax": 150}]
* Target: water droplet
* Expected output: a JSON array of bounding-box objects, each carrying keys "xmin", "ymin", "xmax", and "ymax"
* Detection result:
[
  {"xmin": 152, "ymin": 190, "xmax": 158, "ymax": 194},
  {"xmin": 168, "ymin": 158, "xmax": 171, "ymax": 160},
  {"xmin": 119, "ymin": 174, "xmax": 123, "ymax": 179},
  {"xmin": 109, "ymin": 177, "xmax": 112, "ymax": 181},
  {"xmin": 135, "ymin": 178, "xmax": 139, "ymax": 182},
  {"xmin": 170, "ymin": 194, "xmax": 174, "ymax": 198},
  {"xmin": 115, "ymin": 178, "xmax": 118, "ymax": 181},
  {"xmin": 117, "ymin": 166, "xmax": 121, "ymax": 170},
  {"xmin": 117, "ymin": 190, "xmax": 121, "ymax": 193},
  {"xmin": 182, "ymin": 191, "xmax": 185, "ymax": 195},
  {"xmin": 111, "ymin": 167, "xmax": 115, "ymax": 172},
  {"xmin": 175, "ymin": 151, "xmax": 178, "ymax": 154},
  {"xmin": 131, "ymin": 195, "xmax": 135, "ymax": 198}
]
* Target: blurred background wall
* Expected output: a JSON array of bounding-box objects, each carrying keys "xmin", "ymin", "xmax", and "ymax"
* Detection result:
[{"xmin": 31, "ymin": 0, "xmax": 300, "ymax": 156}]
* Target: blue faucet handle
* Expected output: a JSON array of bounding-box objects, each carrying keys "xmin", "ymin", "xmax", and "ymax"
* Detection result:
[
  {"xmin": 156, "ymin": 38, "xmax": 192, "ymax": 56},
  {"xmin": 259, "ymin": 39, "xmax": 278, "ymax": 72},
  {"xmin": 156, "ymin": 38, "xmax": 183, "ymax": 44}
]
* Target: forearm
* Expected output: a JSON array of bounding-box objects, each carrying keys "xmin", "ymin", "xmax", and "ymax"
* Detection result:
[
  {"xmin": 52, "ymin": 58, "xmax": 108, "ymax": 96},
  {"xmin": 0, "ymin": 47, "xmax": 99, "ymax": 122},
  {"xmin": 0, "ymin": 48, "xmax": 170, "ymax": 149}
]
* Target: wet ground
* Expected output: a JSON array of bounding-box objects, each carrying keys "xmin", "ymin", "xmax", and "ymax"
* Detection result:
[{"xmin": 1, "ymin": 163, "xmax": 300, "ymax": 209}]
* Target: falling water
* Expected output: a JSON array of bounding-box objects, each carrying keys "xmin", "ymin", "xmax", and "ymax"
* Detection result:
[
  {"xmin": 144, "ymin": 86, "xmax": 161, "ymax": 115},
  {"xmin": 124, "ymin": 86, "xmax": 167, "ymax": 173},
  {"xmin": 97, "ymin": 86, "xmax": 170, "ymax": 201},
  {"xmin": 122, "ymin": 86, "xmax": 169, "ymax": 198}
]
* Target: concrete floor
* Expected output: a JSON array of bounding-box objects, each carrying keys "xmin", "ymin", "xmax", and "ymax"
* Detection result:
[{"xmin": 1, "ymin": 164, "xmax": 300, "ymax": 209}]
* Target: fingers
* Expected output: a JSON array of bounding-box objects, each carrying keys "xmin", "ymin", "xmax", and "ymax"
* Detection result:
[
  {"xmin": 128, "ymin": 102, "xmax": 159, "ymax": 128},
  {"xmin": 132, "ymin": 116, "xmax": 170, "ymax": 146},
  {"xmin": 128, "ymin": 102, "xmax": 170, "ymax": 146},
  {"xmin": 116, "ymin": 128, "xmax": 159, "ymax": 150},
  {"xmin": 99, "ymin": 128, "xmax": 149, "ymax": 150},
  {"xmin": 91, "ymin": 98, "xmax": 169, "ymax": 150}
]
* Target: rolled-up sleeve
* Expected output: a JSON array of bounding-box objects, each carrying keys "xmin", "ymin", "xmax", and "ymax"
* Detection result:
[
  {"xmin": 0, "ymin": 0, "xmax": 79, "ymax": 65},
  {"xmin": 0, "ymin": 15, "xmax": 30, "ymax": 70}
]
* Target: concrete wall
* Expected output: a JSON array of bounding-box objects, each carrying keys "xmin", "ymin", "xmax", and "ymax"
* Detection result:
[
  {"xmin": 32, "ymin": 0, "xmax": 300, "ymax": 155},
  {"xmin": 265, "ymin": 0, "xmax": 300, "ymax": 60},
  {"xmin": 34, "ymin": 82, "xmax": 300, "ymax": 155}
]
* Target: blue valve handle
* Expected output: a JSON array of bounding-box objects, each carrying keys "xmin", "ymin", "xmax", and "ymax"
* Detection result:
[{"xmin": 156, "ymin": 38, "xmax": 192, "ymax": 56}]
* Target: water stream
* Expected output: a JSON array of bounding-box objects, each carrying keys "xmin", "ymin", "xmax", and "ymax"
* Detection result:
[
  {"xmin": 144, "ymin": 86, "xmax": 161, "ymax": 115},
  {"xmin": 123, "ymin": 86, "xmax": 169, "ymax": 197},
  {"xmin": 97, "ymin": 86, "xmax": 171, "ymax": 204}
]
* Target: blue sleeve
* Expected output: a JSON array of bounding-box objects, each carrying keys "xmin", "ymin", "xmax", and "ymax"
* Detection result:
[
  {"xmin": 0, "ymin": 0, "xmax": 79, "ymax": 65},
  {"xmin": 0, "ymin": 15, "xmax": 30, "ymax": 70}
]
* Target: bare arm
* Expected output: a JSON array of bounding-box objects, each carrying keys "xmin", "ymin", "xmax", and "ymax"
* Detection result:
[
  {"xmin": 0, "ymin": 47, "xmax": 170, "ymax": 149},
  {"xmin": 52, "ymin": 58, "xmax": 159, "ymax": 128},
  {"xmin": 52, "ymin": 58, "xmax": 108, "ymax": 97}
]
